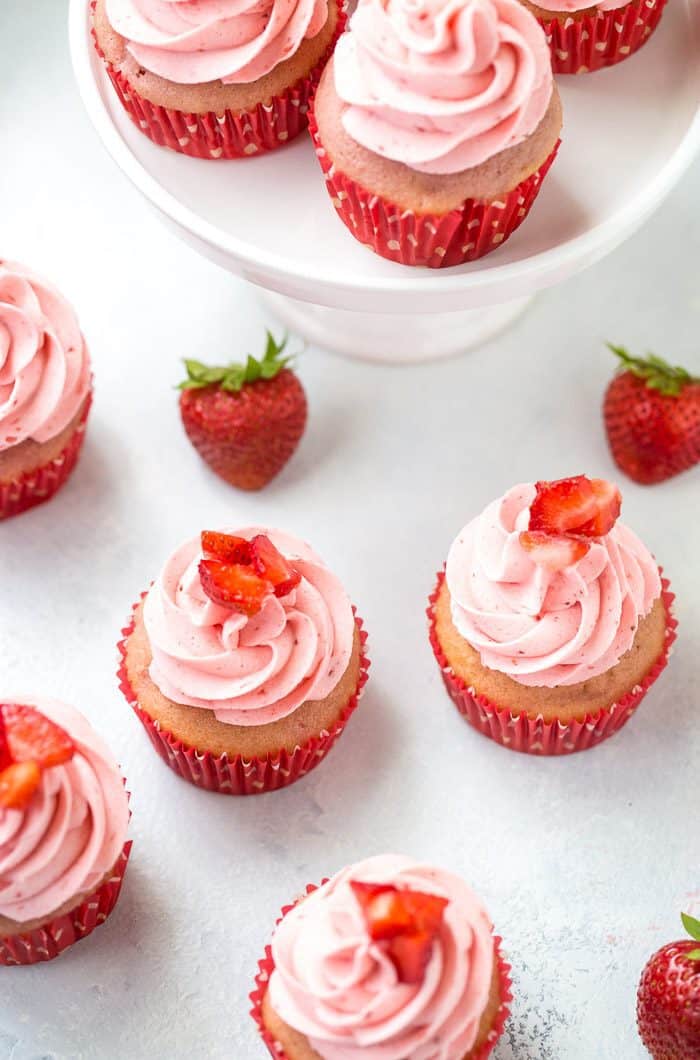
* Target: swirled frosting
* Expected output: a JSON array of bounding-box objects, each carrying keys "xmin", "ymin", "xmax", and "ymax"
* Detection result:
[
  {"xmin": 0, "ymin": 698, "xmax": 129, "ymax": 924},
  {"xmin": 143, "ymin": 528, "xmax": 356, "ymax": 725},
  {"xmin": 0, "ymin": 262, "xmax": 91, "ymax": 452},
  {"xmin": 535, "ymin": 1, "xmax": 627, "ymax": 12},
  {"xmin": 269, "ymin": 855, "xmax": 495, "ymax": 1060},
  {"xmin": 333, "ymin": 0, "xmax": 553, "ymax": 175},
  {"xmin": 445, "ymin": 483, "xmax": 661, "ymax": 688},
  {"xmin": 105, "ymin": 0, "xmax": 330, "ymax": 85}
]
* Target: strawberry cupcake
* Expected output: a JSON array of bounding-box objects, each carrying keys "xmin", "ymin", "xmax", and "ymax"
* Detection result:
[
  {"xmin": 0, "ymin": 698, "xmax": 131, "ymax": 966},
  {"xmin": 118, "ymin": 528, "xmax": 369, "ymax": 794},
  {"xmin": 310, "ymin": 0, "xmax": 562, "ymax": 268},
  {"xmin": 251, "ymin": 854, "xmax": 512, "ymax": 1060},
  {"xmin": 428, "ymin": 475, "xmax": 677, "ymax": 755},
  {"xmin": 92, "ymin": 0, "xmax": 346, "ymax": 159},
  {"xmin": 520, "ymin": 0, "xmax": 669, "ymax": 74},
  {"xmin": 0, "ymin": 261, "xmax": 92, "ymax": 520}
]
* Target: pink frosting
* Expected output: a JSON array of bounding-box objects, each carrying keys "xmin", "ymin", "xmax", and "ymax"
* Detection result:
[
  {"xmin": 445, "ymin": 483, "xmax": 662, "ymax": 688},
  {"xmin": 105, "ymin": 0, "xmax": 330, "ymax": 85},
  {"xmin": 0, "ymin": 698, "xmax": 129, "ymax": 924},
  {"xmin": 269, "ymin": 855, "xmax": 495, "ymax": 1060},
  {"xmin": 333, "ymin": 0, "xmax": 553, "ymax": 175},
  {"xmin": 0, "ymin": 262, "xmax": 91, "ymax": 453},
  {"xmin": 535, "ymin": 1, "xmax": 628, "ymax": 12},
  {"xmin": 143, "ymin": 528, "xmax": 356, "ymax": 725}
]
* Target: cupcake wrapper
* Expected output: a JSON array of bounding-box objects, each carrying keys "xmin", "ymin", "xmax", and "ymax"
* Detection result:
[
  {"xmin": 91, "ymin": 1, "xmax": 347, "ymax": 159},
  {"xmin": 0, "ymin": 394, "xmax": 91, "ymax": 521},
  {"xmin": 538, "ymin": 0, "xmax": 668, "ymax": 75},
  {"xmin": 0, "ymin": 841, "xmax": 132, "ymax": 966},
  {"xmin": 250, "ymin": 882, "xmax": 512, "ymax": 1060},
  {"xmin": 117, "ymin": 596, "xmax": 370, "ymax": 795},
  {"xmin": 428, "ymin": 570, "xmax": 677, "ymax": 756},
  {"xmin": 308, "ymin": 108, "xmax": 560, "ymax": 268}
]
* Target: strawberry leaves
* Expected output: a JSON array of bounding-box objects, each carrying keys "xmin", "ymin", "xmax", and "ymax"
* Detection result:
[
  {"xmin": 179, "ymin": 332, "xmax": 291, "ymax": 393},
  {"xmin": 682, "ymin": 912, "xmax": 700, "ymax": 960},
  {"xmin": 608, "ymin": 344, "xmax": 698, "ymax": 398}
]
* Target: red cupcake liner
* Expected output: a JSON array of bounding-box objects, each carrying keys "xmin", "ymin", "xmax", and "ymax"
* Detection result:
[
  {"xmin": 537, "ymin": 0, "xmax": 668, "ymax": 75},
  {"xmin": 0, "ymin": 394, "xmax": 91, "ymax": 521},
  {"xmin": 250, "ymin": 881, "xmax": 512, "ymax": 1060},
  {"xmin": 0, "ymin": 841, "xmax": 132, "ymax": 966},
  {"xmin": 91, "ymin": 1, "xmax": 347, "ymax": 160},
  {"xmin": 117, "ymin": 596, "xmax": 370, "ymax": 795},
  {"xmin": 308, "ymin": 108, "xmax": 560, "ymax": 268},
  {"xmin": 428, "ymin": 569, "xmax": 677, "ymax": 756}
]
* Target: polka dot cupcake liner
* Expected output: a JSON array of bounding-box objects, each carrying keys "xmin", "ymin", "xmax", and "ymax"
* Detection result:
[
  {"xmin": 117, "ymin": 598, "xmax": 370, "ymax": 795},
  {"xmin": 537, "ymin": 0, "xmax": 669, "ymax": 75},
  {"xmin": 0, "ymin": 842, "xmax": 132, "ymax": 966},
  {"xmin": 250, "ymin": 881, "xmax": 513, "ymax": 1060},
  {"xmin": 91, "ymin": 1, "xmax": 347, "ymax": 160},
  {"xmin": 428, "ymin": 570, "xmax": 677, "ymax": 756}
]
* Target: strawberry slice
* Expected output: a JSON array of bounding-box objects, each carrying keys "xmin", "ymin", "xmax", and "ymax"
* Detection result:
[
  {"xmin": 198, "ymin": 560, "xmax": 272, "ymax": 616},
  {"xmin": 351, "ymin": 881, "xmax": 448, "ymax": 984},
  {"xmin": 520, "ymin": 531, "xmax": 590, "ymax": 570},
  {"xmin": 0, "ymin": 760, "xmax": 42, "ymax": 810},
  {"xmin": 249, "ymin": 535, "xmax": 301, "ymax": 598},
  {"xmin": 387, "ymin": 932, "xmax": 435, "ymax": 985},
  {"xmin": 1, "ymin": 703, "xmax": 74, "ymax": 769},
  {"xmin": 201, "ymin": 530, "xmax": 251, "ymax": 564},
  {"xmin": 350, "ymin": 882, "xmax": 414, "ymax": 939},
  {"xmin": 577, "ymin": 479, "xmax": 622, "ymax": 537},
  {"xmin": 528, "ymin": 476, "xmax": 597, "ymax": 535}
]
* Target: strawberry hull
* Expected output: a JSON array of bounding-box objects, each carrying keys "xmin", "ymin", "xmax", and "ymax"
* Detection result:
[
  {"xmin": 428, "ymin": 570, "xmax": 677, "ymax": 756},
  {"xmin": 536, "ymin": 0, "xmax": 668, "ymax": 75}
]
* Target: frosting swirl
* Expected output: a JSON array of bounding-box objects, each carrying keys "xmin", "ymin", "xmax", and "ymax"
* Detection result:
[
  {"xmin": 333, "ymin": 0, "xmax": 553, "ymax": 175},
  {"xmin": 446, "ymin": 483, "xmax": 661, "ymax": 688},
  {"xmin": 0, "ymin": 262, "xmax": 91, "ymax": 452},
  {"xmin": 105, "ymin": 0, "xmax": 330, "ymax": 85},
  {"xmin": 269, "ymin": 855, "xmax": 495, "ymax": 1060},
  {"xmin": 0, "ymin": 698, "xmax": 129, "ymax": 924},
  {"xmin": 143, "ymin": 528, "xmax": 356, "ymax": 725}
]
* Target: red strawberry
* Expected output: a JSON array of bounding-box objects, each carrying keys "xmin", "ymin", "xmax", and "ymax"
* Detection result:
[
  {"xmin": 350, "ymin": 881, "xmax": 448, "ymax": 984},
  {"xmin": 1, "ymin": 703, "xmax": 74, "ymax": 769},
  {"xmin": 386, "ymin": 932, "xmax": 435, "ymax": 985},
  {"xmin": 604, "ymin": 345, "xmax": 700, "ymax": 485},
  {"xmin": 201, "ymin": 530, "xmax": 251, "ymax": 564},
  {"xmin": 179, "ymin": 333, "xmax": 307, "ymax": 491},
  {"xmin": 637, "ymin": 913, "xmax": 700, "ymax": 1059},
  {"xmin": 0, "ymin": 761, "xmax": 42, "ymax": 811},
  {"xmin": 529, "ymin": 475, "xmax": 597, "ymax": 535},
  {"xmin": 519, "ymin": 530, "xmax": 589, "ymax": 570},
  {"xmin": 578, "ymin": 478, "xmax": 622, "ymax": 537},
  {"xmin": 249, "ymin": 535, "xmax": 301, "ymax": 598},
  {"xmin": 198, "ymin": 560, "xmax": 272, "ymax": 616}
]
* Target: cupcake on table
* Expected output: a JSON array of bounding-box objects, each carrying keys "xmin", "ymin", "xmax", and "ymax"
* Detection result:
[
  {"xmin": 252, "ymin": 854, "xmax": 512, "ymax": 1060},
  {"xmin": 92, "ymin": 0, "xmax": 346, "ymax": 159},
  {"xmin": 310, "ymin": 0, "xmax": 563, "ymax": 268},
  {"xmin": 428, "ymin": 475, "xmax": 676, "ymax": 755},
  {"xmin": 0, "ymin": 698, "xmax": 131, "ymax": 965},
  {"xmin": 118, "ymin": 528, "xmax": 369, "ymax": 794},
  {"xmin": 520, "ymin": 0, "xmax": 669, "ymax": 74},
  {"xmin": 0, "ymin": 261, "xmax": 91, "ymax": 520}
]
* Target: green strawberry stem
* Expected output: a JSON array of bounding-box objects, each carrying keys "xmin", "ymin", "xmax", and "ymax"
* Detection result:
[
  {"xmin": 607, "ymin": 344, "xmax": 699, "ymax": 397},
  {"xmin": 179, "ymin": 331, "xmax": 292, "ymax": 392},
  {"xmin": 682, "ymin": 912, "xmax": 700, "ymax": 960}
]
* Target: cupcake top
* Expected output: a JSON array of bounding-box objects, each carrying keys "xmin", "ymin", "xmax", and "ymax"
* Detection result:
[
  {"xmin": 0, "ymin": 262, "xmax": 91, "ymax": 452},
  {"xmin": 445, "ymin": 476, "xmax": 661, "ymax": 688},
  {"xmin": 268, "ymin": 854, "xmax": 495, "ymax": 1060},
  {"xmin": 534, "ymin": 1, "xmax": 627, "ymax": 11},
  {"xmin": 0, "ymin": 697, "xmax": 129, "ymax": 924},
  {"xmin": 143, "ymin": 528, "xmax": 356, "ymax": 725},
  {"xmin": 104, "ymin": 0, "xmax": 330, "ymax": 85},
  {"xmin": 332, "ymin": 0, "xmax": 553, "ymax": 175}
]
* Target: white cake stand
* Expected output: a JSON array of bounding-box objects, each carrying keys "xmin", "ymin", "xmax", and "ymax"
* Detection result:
[{"xmin": 70, "ymin": 0, "xmax": 700, "ymax": 363}]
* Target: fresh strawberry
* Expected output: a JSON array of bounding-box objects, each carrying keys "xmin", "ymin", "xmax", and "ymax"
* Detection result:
[
  {"xmin": 1, "ymin": 703, "xmax": 74, "ymax": 769},
  {"xmin": 350, "ymin": 881, "xmax": 448, "ymax": 984},
  {"xmin": 179, "ymin": 333, "xmax": 307, "ymax": 491},
  {"xmin": 529, "ymin": 475, "xmax": 596, "ymax": 535},
  {"xmin": 604, "ymin": 345, "xmax": 700, "ymax": 485},
  {"xmin": 386, "ymin": 932, "xmax": 435, "ymax": 985},
  {"xmin": 350, "ymin": 882, "xmax": 414, "ymax": 940},
  {"xmin": 578, "ymin": 479, "xmax": 622, "ymax": 537},
  {"xmin": 201, "ymin": 530, "xmax": 251, "ymax": 565},
  {"xmin": 249, "ymin": 535, "xmax": 301, "ymax": 598},
  {"xmin": 0, "ymin": 761, "xmax": 42, "ymax": 810},
  {"xmin": 637, "ymin": 912, "xmax": 700, "ymax": 1059},
  {"xmin": 519, "ymin": 531, "xmax": 590, "ymax": 570},
  {"xmin": 198, "ymin": 560, "xmax": 272, "ymax": 616}
]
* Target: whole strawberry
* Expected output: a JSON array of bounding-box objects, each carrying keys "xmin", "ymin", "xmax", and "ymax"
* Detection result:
[
  {"xmin": 604, "ymin": 344, "xmax": 700, "ymax": 485},
  {"xmin": 637, "ymin": 913, "xmax": 700, "ymax": 1059},
  {"xmin": 178, "ymin": 333, "xmax": 307, "ymax": 491}
]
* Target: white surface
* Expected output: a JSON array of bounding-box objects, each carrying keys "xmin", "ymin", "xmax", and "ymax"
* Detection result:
[
  {"xmin": 69, "ymin": 0, "xmax": 700, "ymax": 322},
  {"xmin": 1, "ymin": 3, "xmax": 700, "ymax": 1059}
]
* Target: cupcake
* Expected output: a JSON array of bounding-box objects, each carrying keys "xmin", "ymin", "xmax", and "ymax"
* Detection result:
[
  {"xmin": 428, "ymin": 475, "xmax": 677, "ymax": 755},
  {"xmin": 519, "ymin": 0, "xmax": 669, "ymax": 74},
  {"xmin": 92, "ymin": 0, "xmax": 346, "ymax": 159},
  {"xmin": 118, "ymin": 528, "xmax": 369, "ymax": 794},
  {"xmin": 0, "ymin": 697, "xmax": 131, "ymax": 966},
  {"xmin": 251, "ymin": 854, "xmax": 512, "ymax": 1060},
  {"xmin": 0, "ymin": 261, "xmax": 92, "ymax": 520},
  {"xmin": 309, "ymin": 0, "xmax": 562, "ymax": 268}
]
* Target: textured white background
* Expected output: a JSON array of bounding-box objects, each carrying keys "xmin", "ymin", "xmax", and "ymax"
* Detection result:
[{"xmin": 1, "ymin": 3, "xmax": 699, "ymax": 1058}]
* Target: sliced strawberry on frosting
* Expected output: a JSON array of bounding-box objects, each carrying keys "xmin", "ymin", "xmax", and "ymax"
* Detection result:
[
  {"xmin": 350, "ymin": 882, "xmax": 413, "ymax": 939},
  {"xmin": 350, "ymin": 881, "xmax": 448, "ymax": 983},
  {"xmin": 528, "ymin": 475, "xmax": 597, "ymax": 535},
  {"xmin": 577, "ymin": 479, "xmax": 622, "ymax": 537},
  {"xmin": 201, "ymin": 530, "xmax": 251, "ymax": 565},
  {"xmin": 387, "ymin": 931, "xmax": 435, "ymax": 985},
  {"xmin": 249, "ymin": 534, "xmax": 301, "ymax": 598},
  {"xmin": 1, "ymin": 703, "xmax": 74, "ymax": 769},
  {"xmin": 199, "ymin": 559, "xmax": 273, "ymax": 616},
  {"xmin": 0, "ymin": 760, "xmax": 42, "ymax": 810},
  {"xmin": 519, "ymin": 531, "xmax": 590, "ymax": 571}
]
